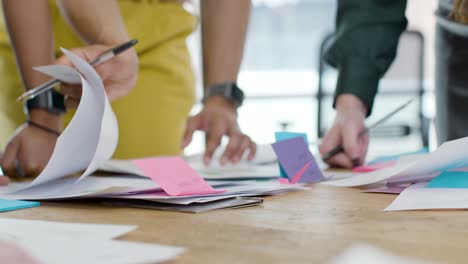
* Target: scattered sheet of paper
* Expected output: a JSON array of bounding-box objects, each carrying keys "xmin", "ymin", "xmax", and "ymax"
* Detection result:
[
  {"xmin": 326, "ymin": 137, "xmax": 468, "ymax": 187},
  {"xmin": 134, "ymin": 157, "xmax": 223, "ymax": 196},
  {"xmin": 426, "ymin": 171, "xmax": 468, "ymax": 188},
  {"xmin": 362, "ymin": 184, "xmax": 409, "ymax": 194},
  {"xmin": 272, "ymin": 137, "xmax": 323, "ymax": 183},
  {"xmin": 0, "ymin": 218, "xmax": 136, "ymax": 240},
  {"xmin": 328, "ymin": 243, "xmax": 437, "ymax": 264},
  {"xmin": 12, "ymin": 48, "xmax": 118, "ymax": 196},
  {"xmin": 0, "ymin": 199, "xmax": 39, "ymax": 212},
  {"xmin": 99, "ymin": 159, "xmax": 280, "ymax": 180},
  {"xmin": 385, "ymin": 182, "xmax": 468, "ymax": 211},
  {"xmin": 0, "ymin": 219, "xmax": 183, "ymax": 264},
  {"xmin": 105, "ymin": 197, "xmax": 263, "ymax": 213}
]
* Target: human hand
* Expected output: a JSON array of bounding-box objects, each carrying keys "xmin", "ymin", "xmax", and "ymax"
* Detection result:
[
  {"xmin": 55, "ymin": 43, "xmax": 138, "ymax": 108},
  {"xmin": 0, "ymin": 110, "xmax": 60, "ymax": 178},
  {"xmin": 0, "ymin": 241, "xmax": 41, "ymax": 264},
  {"xmin": 182, "ymin": 96, "xmax": 256, "ymax": 166},
  {"xmin": 319, "ymin": 94, "xmax": 369, "ymax": 168}
]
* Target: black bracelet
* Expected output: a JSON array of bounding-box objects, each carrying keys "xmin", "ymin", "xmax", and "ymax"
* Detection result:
[{"xmin": 26, "ymin": 120, "xmax": 61, "ymax": 136}]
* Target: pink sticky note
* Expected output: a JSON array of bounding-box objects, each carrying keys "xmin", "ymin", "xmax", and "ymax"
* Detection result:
[
  {"xmin": 133, "ymin": 157, "xmax": 223, "ymax": 196},
  {"xmin": 352, "ymin": 160, "xmax": 397, "ymax": 173}
]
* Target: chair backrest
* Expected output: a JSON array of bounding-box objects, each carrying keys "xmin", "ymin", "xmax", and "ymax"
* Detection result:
[{"xmin": 316, "ymin": 30, "xmax": 428, "ymax": 147}]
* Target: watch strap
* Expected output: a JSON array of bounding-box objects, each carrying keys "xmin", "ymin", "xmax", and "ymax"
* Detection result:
[
  {"xmin": 202, "ymin": 82, "xmax": 245, "ymax": 107},
  {"xmin": 25, "ymin": 89, "xmax": 66, "ymax": 115}
]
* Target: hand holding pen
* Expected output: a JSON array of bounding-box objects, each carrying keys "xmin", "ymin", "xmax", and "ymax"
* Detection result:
[
  {"xmin": 319, "ymin": 95, "xmax": 415, "ymax": 168},
  {"xmin": 18, "ymin": 39, "xmax": 139, "ymax": 107}
]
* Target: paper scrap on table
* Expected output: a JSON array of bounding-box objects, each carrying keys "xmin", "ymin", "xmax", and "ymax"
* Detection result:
[
  {"xmin": 274, "ymin": 132, "xmax": 308, "ymax": 178},
  {"xmin": 426, "ymin": 171, "xmax": 468, "ymax": 188},
  {"xmin": 328, "ymin": 243, "xmax": 437, "ymax": 264},
  {"xmin": 0, "ymin": 199, "xmax": 40, "ymax": 212},
  {"xmin": 133, "ymin": 157, "xmax": 223, "ymax": 196},
  {"xmin": 272, "ymin": 137, "xmax": 323, "ymax": 184},
  {"xmin": 0, "ymin": 219, "xmax": 184, "ymax": 264},
  {"xmin": 352, "ymin": 160, "xmax": 397, "ymax": 173},
  {"xmin": 362, "ymin": 184, "xmax": 409, "ymax": 194},
  {"xmin": 7, "ymin": 48, "xmax": 118, "ymax": 198},
  {"xmin": 104, "ymin": 197, "xmax": 263, "ymax": 213},
  {"xmin": 367, "ymin": 148, "xmax": 428, "ymax": 165},
  {"xmin": 325, "ymin": 136, "xmax": 468, "ymax": 187},
  {"xmin": 385, "ymin": 182, "xmax": 468, "ymax": 211}
]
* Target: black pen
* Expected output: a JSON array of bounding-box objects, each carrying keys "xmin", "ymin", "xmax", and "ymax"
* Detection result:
[
  {"xmin": 17, "ymin": 39, "xmax": 139, "ymax": 101},
  {"xmin": 322, "ymin": 98, "xmax": 416, "ymax": 164}
]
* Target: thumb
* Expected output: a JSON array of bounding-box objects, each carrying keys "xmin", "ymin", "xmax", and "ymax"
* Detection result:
[
  {"xmin": 182, "ymin": 115, "xmax": 202, "ymax": 148},
  {"xmin": 342, "ymin": 126, "xmax": 363, "ymax": 166}
]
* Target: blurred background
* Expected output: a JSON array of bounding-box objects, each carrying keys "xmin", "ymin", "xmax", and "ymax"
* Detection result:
[{"xmin": 185, "ymin": 0, "xmax": 438, "ymax": 158}]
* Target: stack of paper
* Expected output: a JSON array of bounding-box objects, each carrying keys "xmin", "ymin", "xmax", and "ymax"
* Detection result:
[
  {"xmin": 0, "ymin": 50, "xmax": 305, "ymax": 213},
  {"xmin": 0, "ymin": 219, "xmax": 184, "ymax": 264},
  {"xmin": 321, "ymin": 136, "xmax": 468, "ymax": 212}
]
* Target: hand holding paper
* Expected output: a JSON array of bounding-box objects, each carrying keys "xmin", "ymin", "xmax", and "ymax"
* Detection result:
[{"xmin": 54, "ymin": 44, "xmax": 138, "ymax": 106}]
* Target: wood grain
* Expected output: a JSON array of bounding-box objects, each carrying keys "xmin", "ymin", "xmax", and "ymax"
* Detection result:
[{"xmin": 3, "ymin": 184, "xmax": 466, "ymax": 263}]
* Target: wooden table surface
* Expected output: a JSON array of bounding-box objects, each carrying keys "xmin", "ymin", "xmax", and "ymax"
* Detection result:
[{"xmin": 3, "ymin": 184, "xmax": 467, "ymax": 264}]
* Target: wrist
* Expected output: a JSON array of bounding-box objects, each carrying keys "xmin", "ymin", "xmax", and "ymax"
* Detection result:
[
  {"xmin": 204, "ymin": 96, "xmax": 238, "ymax": 114},
  {"xmin": 28, "ymin": 109, "xmax": 63, "ymax": 131},
  {"xmin": 336, "ymin": 94, "xmax": 368, "ymax": 117}
]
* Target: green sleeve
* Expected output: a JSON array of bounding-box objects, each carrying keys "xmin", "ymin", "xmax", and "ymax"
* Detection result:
[{"xmin": 325, "ymin": 0, "xmax": 408, "ymax": 116}]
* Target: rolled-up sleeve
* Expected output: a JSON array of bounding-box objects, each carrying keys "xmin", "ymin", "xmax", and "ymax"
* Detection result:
[{"xmin": 325, "ymin": 0, "xmax": 408, "ymax": 115}]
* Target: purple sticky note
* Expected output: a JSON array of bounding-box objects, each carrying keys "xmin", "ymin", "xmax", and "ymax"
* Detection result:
[{"xmin": 271, "ymin": 137, "xmax": 324, "ymax": 183}]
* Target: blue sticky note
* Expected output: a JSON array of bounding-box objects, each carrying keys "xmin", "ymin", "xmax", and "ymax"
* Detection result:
[
  {"xmin": 274, "ymin": 132, "xmax": 308, "ymax": 178},
  {"xmin": 0, "ymin": 199, "xmax": 40, "ymax": 212},
  {"xmin": 272, "ymin": 137, "xmax": 323, "ymax": 183},
  {"xmin": 426, "ymin": 171, "xmax": 468, "ymax": 188},
  {"xmin": 368, "ymin": 148, "xmax": 428, "ymax": 165}
]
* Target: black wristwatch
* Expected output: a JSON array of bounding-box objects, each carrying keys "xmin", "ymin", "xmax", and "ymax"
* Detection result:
[
  {"xmin": 202, "ymin": 82, "xmax": 245, "ymax": 107},
  {"xmin": 25, "ymin": 89, "xmax": 66, "ymax": 115}
]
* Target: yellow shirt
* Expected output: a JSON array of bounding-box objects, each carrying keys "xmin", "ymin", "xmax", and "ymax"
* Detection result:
[{"xmin": 0, "ymin": 0, "xmax": 197, "ymax": 159}]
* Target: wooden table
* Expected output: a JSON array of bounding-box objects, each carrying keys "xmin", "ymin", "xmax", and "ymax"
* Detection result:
[{"xmin": 3, "ymin": 184, "xmax": 467, "ymax": 264}]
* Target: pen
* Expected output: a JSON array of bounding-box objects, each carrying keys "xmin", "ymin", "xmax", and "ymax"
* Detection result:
[
  {"xmin": 322, "ymin": 98, "xmax": 416, "ymax": 164},
  {"xmin": 17, "ymin": 39, "xmax": 139, "ymax": 101}
]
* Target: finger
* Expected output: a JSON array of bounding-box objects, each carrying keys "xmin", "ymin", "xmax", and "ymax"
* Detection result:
[
  {"xmin": 247, "ymin": 141, "xmax": 257, "ymax": 161},
  {"xmin": 232, "ymin": 135, "xmax": 252, "ymax": 164},
  {"xmin": 342, "ymin": 127, "xmax": 364, "ymax": 167},
  {"xmin": 182, "ymin": 115, "xmax": 202, "ymax": 148},
  {"xmin": 60, "ymin": 84, "xmax": 82, "ymax": 98},
  {"xmin": 64, "ymin": 96, "xmax": 80, "ymax": 109},
  {"xmin": 0, "ymin": 176, "xmax": 10, "ymax": 185},
  {"xmin": 327, "ymin": 152, "xmax": 354, "ymax": 168},
  {"xmin": 0, "ymin": 140, "xmax": 19, "ymax": 178},
  {"xmin": 19, "ymin": 157, "xmax": 41, "ymax": 179},
  {"xmin": 204, "ymin": 122, "xmax": 226, "ymax": 166},
  {"xmin": 319, "ymin": 126, "xmax": 342, "ymax": 157},
  {"xmin": 220, "ymin": 132, "xmax": 243, "ymax": 165}
]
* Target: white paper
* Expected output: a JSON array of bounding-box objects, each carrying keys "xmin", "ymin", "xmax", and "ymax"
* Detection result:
[
  {"xmin": 384, "ymin": 182, "xmax": 468, "ymax": 211},
  {"xmin": 0, "ymin": 219, "xmax": 136, "ymax": 240},
  {"xmin": 0, "ymin": 219, "xmax": 184, "ymax": 264},
  {"xmin": 99, "ymin": 158, "xmax": 280, "ymax": 180},
  {"xmin": 13, "ymin": 49, "xmax": 118, "ymax": 195},
  {"xmin": 325, "ymin": 137, "xmax": 468, "ymax": 187},
  {"xmin": 13, "ymin": 238, "xmax": 184, "ymax": 264},
  {"xmin": 328, "ymin": 243, "xmax": 436, "ymax": 264}
]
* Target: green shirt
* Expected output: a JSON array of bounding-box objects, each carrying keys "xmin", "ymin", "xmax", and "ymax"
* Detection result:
[{"xmin": 325, "ymin": 0, "xmax": 408, "ymax": 115}]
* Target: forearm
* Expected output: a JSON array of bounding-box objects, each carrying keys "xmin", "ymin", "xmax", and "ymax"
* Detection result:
[
  {"xmin": 57, "ymin": 0, "xmax": 129, "ymax": 45},
  {"xmin": 325, "ymin": 0, "xmax": 407, "ymax": 115},
  {"xmin": 2, "ymin": 0, "xmax": 54, "ymax": 90},
  {"xmin": 201, "ymin": 0, "xmax": 251, "ymax": 90}
]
